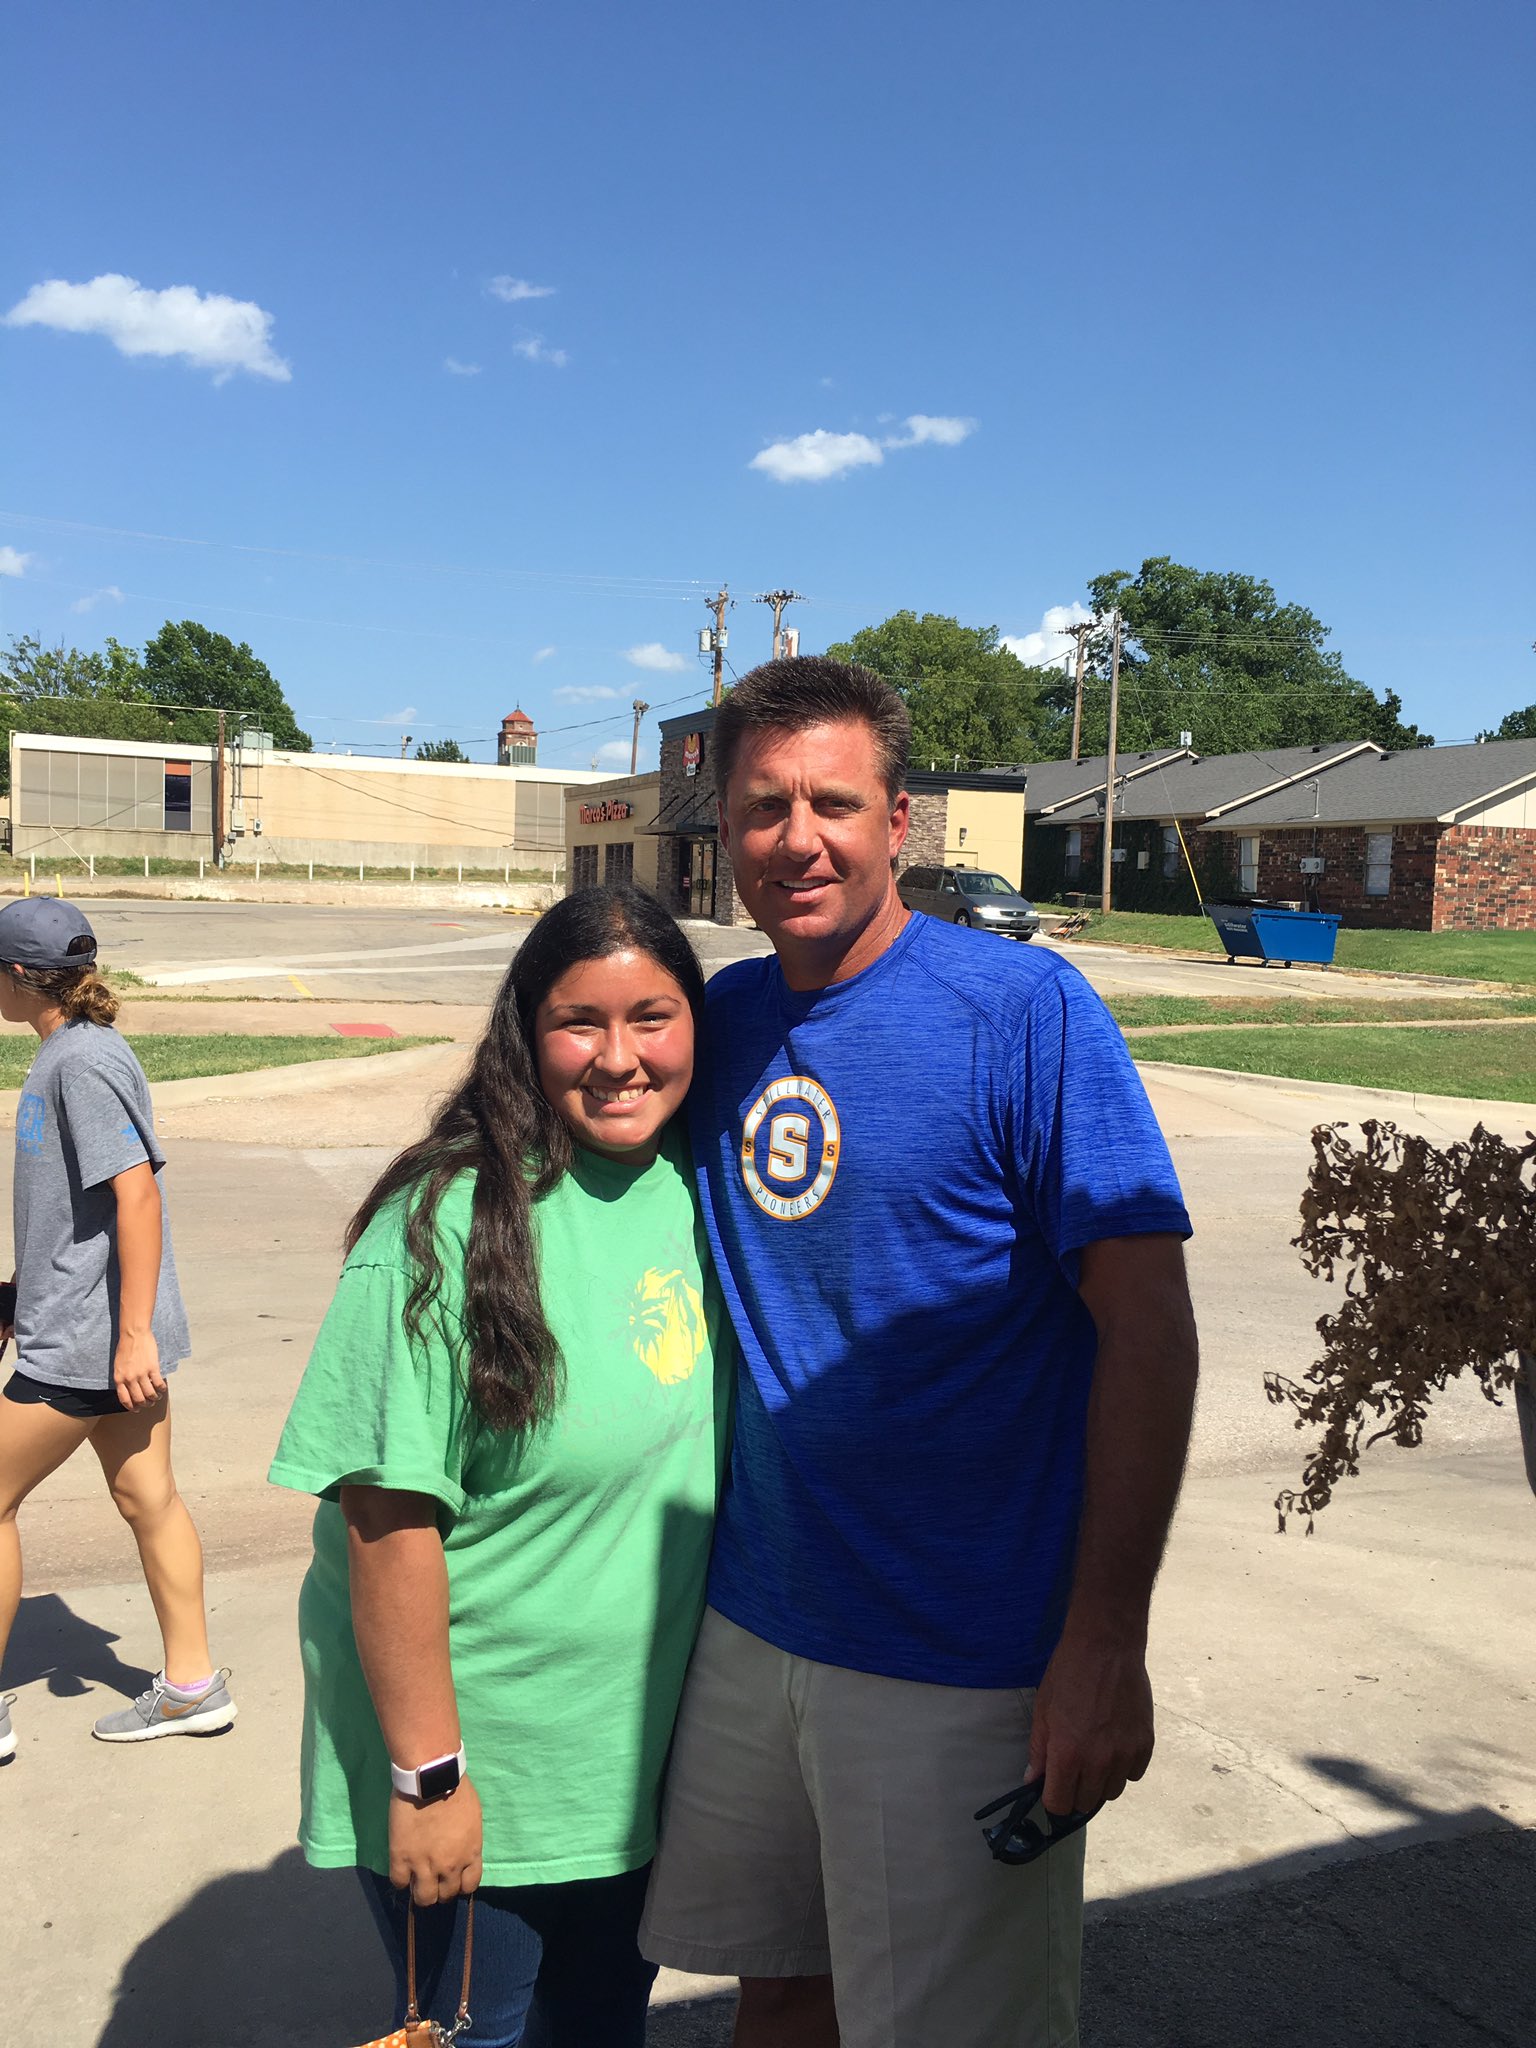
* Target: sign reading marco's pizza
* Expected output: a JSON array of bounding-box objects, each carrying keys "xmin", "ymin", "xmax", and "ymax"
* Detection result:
[{"xmin": 580, "ymin": 800, "xmax": 633, "ymax": 825}]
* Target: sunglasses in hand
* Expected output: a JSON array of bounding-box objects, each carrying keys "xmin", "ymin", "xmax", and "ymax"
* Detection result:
[{"xmin": 974, "ymin": 1779, "xmax": 1101, "ymax": 1866}]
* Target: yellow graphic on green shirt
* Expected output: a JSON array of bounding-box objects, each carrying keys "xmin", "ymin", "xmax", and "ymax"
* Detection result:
[{"xmin": 628, "ymin": 1268, "xmax": 708, "ymax": 1384}]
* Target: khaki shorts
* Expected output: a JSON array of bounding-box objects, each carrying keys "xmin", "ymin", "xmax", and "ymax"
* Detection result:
[{"xmin": 640, "ymin": 1608, "xmax": 1083, "ymax": 2048}]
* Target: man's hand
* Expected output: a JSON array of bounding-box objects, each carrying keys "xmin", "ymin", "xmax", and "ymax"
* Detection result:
[
  {"xmin": 114, "ymin": 1329, "xmax": 167, "ymax": 1409},
  {"xmin": 1028, "ymin": 1624, "xmax": 1154, "ymax": 1816},
  {"xmin": 388, "ymin": 1776, "xmax": 484, "ymax": 1906}
]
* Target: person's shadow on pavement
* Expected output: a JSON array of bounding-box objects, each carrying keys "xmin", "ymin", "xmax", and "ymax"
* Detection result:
[
  {"xmin": 5, "ymin": 1591, "xmax": 153, "ymax": 1701},
  {"xmin": 96, "ymin": 1849, "xmax": 385, "ymax": 2048}
]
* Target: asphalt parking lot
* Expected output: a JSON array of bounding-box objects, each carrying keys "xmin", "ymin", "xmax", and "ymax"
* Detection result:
[{"xmin": 95, "ymin": 897, "xmax": 1474, "ymax": 1006}]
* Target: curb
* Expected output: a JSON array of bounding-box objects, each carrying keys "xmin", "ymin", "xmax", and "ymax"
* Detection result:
[
  {"xmin": 0, "ymin": 877, "xmax": 556, "ymax": 913},
  {"xmin": 1133, "ymin": 1057, "xmax": 1536, "ymax": 1121},
  {"xmin": 0, "ymin": 1041, "xmax": 464, "ymax": 1122}
]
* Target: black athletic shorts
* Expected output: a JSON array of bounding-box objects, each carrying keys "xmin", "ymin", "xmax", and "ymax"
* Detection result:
[{"xmin": 3, "ymin": 1371, "xmax": 128, "ymax": 1419}]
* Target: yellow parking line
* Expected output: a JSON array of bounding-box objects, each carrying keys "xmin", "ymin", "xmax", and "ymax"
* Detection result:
[{"xmin": 287, "ymin": 973, "xmax": 316, "ymax": 998}]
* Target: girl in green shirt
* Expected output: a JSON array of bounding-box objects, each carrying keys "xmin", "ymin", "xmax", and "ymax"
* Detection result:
[{"xmin": 270, "ymin": 886, "xmax": 731, "ymax": 2047}]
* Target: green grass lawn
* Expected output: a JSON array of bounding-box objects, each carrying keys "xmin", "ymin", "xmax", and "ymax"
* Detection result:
[
  {"xmin": 1131, "ymin": 1023, "xmax": 1536, "ymax": 1101},
  {"xmin": 1106, "ymin": 992, "xmax": 1536, "ymax": 1029},
  {"xmin": 1071, "ymin": 911, "xmax": 1536, "ymax": 987},
  {"xmin": 0, "ymin": 1033, "xmax": 446, "ymax": 1087}
]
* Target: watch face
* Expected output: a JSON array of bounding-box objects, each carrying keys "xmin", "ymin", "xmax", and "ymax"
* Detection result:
[{"xmin": 417, "ymin": 1754, "xmax": 461, "ymax": 1802}]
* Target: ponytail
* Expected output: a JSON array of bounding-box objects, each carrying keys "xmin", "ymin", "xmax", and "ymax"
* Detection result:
[{"xmin": 10, "ymin": 963, "xmax": 120, "ymax": 1027}]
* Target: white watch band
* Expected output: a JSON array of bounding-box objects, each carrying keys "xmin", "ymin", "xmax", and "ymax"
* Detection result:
[{"xmin": 390, "ymin": 1744, "xmax": 466, "ymax": 1801}]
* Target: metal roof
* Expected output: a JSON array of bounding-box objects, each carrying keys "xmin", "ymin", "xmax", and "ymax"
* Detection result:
[
  {"xmin": 1044, "ymin": 741, "xmax": 1379, "ymax": 825},
  {"xmin": 1195, "ymin": 738, "xmax": 1536, "ymax": 830}
]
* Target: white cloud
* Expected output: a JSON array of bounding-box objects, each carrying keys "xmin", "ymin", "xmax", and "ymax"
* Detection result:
[
  {"xmin": 71, "ymin": 585, "xmax": 125, "ymax": 614},
  {"xmin": 554, "ymin": 685, "xmax": 619, "ymax": 702},
  {"xmin": 357, "ymin": 705, "xmax": 419, "ymax": 724},
  {"xmin": 751, "ymin": 430, "xmax": 886, "ymax": 484},
  {"xmin": 532, "ymin": 645, "xmax": 558, "ymax": 664},
  {"xmin": 443, "ymin": 356, "xmax": 482, "ymax": 376},
  {"xmin": 750, "ymin": 413, "xmax": 976, "ymax": 484},
  {"xmin": 489, "ymin": 276, "xmax": 556, "ymax": 303},
  {"xmin": 595, "ymin": 740, "xmax": 634, "ymax": 766},
  {"xmin": 891, "ymin": 413, "xmax": 976, "ymax": 447},
  {"xmin": 4, "ymin": 273, "xmax": 291, "ymax": 383},
  {"xmin": 1002, "ymin": 602, "xmax": 1094, "ymax": 669},
  {"xmin": 513, "ymin": 336, "xmax": 568, "ymax": 368},
  {"xmin": 0, "ymin": 547, "xmax": 34, "ymax": 578},
  {"xmin": 625, "ymin": 643, "xmax": 689, "ymax": 673}
]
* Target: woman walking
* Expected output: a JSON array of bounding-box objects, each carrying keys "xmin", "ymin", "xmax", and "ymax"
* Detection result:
[
  {"xmin": 271, "ymin": 886, "xmax": 730, "ymax": 2048},
  {"xmin": 0, "ymin": 898, "xmax": 234, "ymax": 1761}
]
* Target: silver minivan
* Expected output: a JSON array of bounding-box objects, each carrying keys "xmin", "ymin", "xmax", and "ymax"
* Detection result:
[{"xmin": 898, "ymin": 865, "xmax": 1040, "ymax": 938}]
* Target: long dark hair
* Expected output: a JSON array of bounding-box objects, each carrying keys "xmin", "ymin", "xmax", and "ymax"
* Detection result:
[{"xmin": 347, "ymin": 885, "xmax": 705, "ymax": 1433}]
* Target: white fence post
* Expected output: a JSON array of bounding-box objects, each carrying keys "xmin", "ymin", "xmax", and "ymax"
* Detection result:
[
  {"xmin": 89, "ymin": 855, "xmax": 95, "ymax": 879},
  {"xmin": 198, "ymin": 858, "xmax": 204, "ymax": 880},
  {"xmin": 457, "ymin": 863, "xmax": 463, "ymax": 883},
  {"xmin": 308, "ymin": 861, "xmax": 314, "ymax": 881},
  {"xmin": 143, "ymin": 855, "xmax": 149, "ymax": 879},
  {"xmin": 359, "ymin": 861, "xmax": 364, "ymax": 882},
  {"xmin": 409, "ymin": 862, "xmax": 415, "ymax": 883}
]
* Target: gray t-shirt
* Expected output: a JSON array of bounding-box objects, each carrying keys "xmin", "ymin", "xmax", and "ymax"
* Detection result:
[{"xmin": 12, "ymin": 1021, "xmax": 190, "ymax": 1389}]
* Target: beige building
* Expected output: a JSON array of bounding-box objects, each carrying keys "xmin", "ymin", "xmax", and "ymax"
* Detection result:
[
  {"xmin": 9, "ymin": 731, "xmax": 608, "ymax": 873},
  {"xmin": 563, "ymin": 773, "xmax": 661, "ymax": 893}
]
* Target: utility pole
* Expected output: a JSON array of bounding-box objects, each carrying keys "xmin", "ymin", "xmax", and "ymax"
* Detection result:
[
  {"xmin": 1063, "ymin": 620, "xmax": 1093, "ymax": 765},
  {"xmin": 755, "ymin": 588, "xmax": 806, "ymax": 661},
  {"xmin": 629, "ymin": 698, "xmax": 650, "ymax": 775},
  {"xmin": 214, "ymin": 708, "xmax": 226, "ymax": 868},
  {"xmin": 1099, "ymin": 610, "xmax": 1123, "ymax": 915},
  {"xmin": 705, "ymin": 586, "xmax": 732, "ymax": 706}
]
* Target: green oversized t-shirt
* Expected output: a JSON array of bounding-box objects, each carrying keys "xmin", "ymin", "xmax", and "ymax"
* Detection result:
[{"xmin": 268, "ymin": 1128, "xmax": 730, "ymax": 1885}]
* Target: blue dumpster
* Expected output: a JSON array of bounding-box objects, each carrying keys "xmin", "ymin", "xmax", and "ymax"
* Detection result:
[{"xmin": 1202, "ymin": 900, "xmax": 1341, "ymax": 968}]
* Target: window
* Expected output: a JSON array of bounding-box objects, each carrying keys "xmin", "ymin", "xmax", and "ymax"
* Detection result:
[
  {"xmin": 1365, "ymin": 830, "xmax": 1393, "ymax": 898},
  {"xmin": 571, "ymin": 844, "xmax": 598, "ymax": 890},
  {"xmin": 164, "ymin": 761, "xmax": 193, "ymax": 832},
  {"xmin": 1238, "ymin": 836, "xmax": 1259, "ymax": 896},
  {"xmin": 1162, "ymin": 826, "xmax": 1180, "ymax": 879},
  {"xmin": 604, "ymin": 841, "xmax": 633, "ymax": 886},
  {"xmin": 957, "ymin": 871, "xmax": 1015, "ymax": 896},
  {"xmin": 1064, "ymin": 828, "xmax": 1082, "ymax": 884},
  {"xmin": 901, "ymin": 866, "xmax": 935, "ymax": 890}
]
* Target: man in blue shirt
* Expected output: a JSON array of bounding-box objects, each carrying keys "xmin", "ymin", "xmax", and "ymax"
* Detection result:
[{"xmin": 640, "ymin": 659, "xmax": 1198, "ymax": 2047}]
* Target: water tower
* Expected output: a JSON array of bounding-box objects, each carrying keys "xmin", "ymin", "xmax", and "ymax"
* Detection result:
[{"xmin": 498, "ymin": 707, "xmax": 538, "ymax": 766}]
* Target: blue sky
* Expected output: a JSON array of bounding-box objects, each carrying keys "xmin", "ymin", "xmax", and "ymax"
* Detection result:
[{"xmin": 3, "ymin": 0, "xmax": 1531, "ymax": 769}]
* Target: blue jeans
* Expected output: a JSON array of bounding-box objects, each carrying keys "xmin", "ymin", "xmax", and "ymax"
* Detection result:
[{"xmin": 360, "ymin": 1865, "xmax": 657, "ymax": 2048}]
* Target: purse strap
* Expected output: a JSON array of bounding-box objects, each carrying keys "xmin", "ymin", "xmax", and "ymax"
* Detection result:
[{"xmin": 405, "ymin": 1896, "xmax": 475, "ymax": 2042}]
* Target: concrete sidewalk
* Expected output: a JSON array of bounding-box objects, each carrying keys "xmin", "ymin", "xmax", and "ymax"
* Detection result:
[{"xmin": 4, "ymin": 1066, "xmax": 1534, "ymax": 2043}]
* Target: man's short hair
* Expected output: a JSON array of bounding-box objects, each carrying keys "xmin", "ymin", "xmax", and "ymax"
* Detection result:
[{"xmin": 713, "ymin": 657, "xmax": 911, "ymax": 801}]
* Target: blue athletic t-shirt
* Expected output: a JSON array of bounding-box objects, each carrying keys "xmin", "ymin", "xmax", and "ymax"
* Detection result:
[{"xmin": 692, "ymin": 913, "xmax": 1192, "ymax": 1689}]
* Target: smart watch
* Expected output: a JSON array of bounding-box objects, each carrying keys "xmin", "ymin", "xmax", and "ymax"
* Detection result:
[{"xmin": 390, "ymin": 1745, "xmax": 466, "ymax": 1804}]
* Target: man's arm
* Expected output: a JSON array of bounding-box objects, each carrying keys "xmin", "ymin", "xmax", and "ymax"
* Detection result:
[{"xmin": 1028, "ymin": 1232, "xmax": 1198, "ymax": 1815}]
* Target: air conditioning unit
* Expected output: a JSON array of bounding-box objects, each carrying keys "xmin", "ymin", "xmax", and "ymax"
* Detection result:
[{"xmin": 1299, "ymin": 856, "xmax": 1325, "ymax": 875}]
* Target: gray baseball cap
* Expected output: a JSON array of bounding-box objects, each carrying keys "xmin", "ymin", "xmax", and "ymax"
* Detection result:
[{"xmin": 0, "ymin": 898, "xmax": 99, "ymax": 970}]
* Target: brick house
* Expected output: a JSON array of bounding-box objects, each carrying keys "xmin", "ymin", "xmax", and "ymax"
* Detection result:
[
  {"xmin": 1198, "ymin": 739, "xmax": 1536, "ymax": 931},
  {"xmin": 1021, "ymin": 742, "xmax": 1376, "ymax": 912}
]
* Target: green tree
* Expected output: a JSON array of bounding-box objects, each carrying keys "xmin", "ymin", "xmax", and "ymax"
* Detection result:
[
  {"xmin": 415, "ymin": 738, "xmax": 469, "ymax": 762},
  {"xmin": 1478, "ymin": 704, "xmax": 1536, "ymax": 741},
  {"xmin": 1, "ymin": 633, "xmax": 144, "ymax": 703},
  {"xmin": 1074, "ymin": 559, "xmax": 1431, "ymax": 757},
  {"xmin": 140, "ymin": 620, "xmax": 311, "ymax": 750},
  {"xmin": 821, "ymin": 612, "xmax": 1064, "ymax": 766}
]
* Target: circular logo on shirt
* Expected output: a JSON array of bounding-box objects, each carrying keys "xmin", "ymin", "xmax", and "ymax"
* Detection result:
[{"xmin": 740, "ymin": 1076, "xmax": 841, "ymax": 1220}]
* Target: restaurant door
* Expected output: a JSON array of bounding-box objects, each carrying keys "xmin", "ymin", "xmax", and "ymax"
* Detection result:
[{"xmin": 683, "ymin": 838, "xmax": 716, "ymax": 919}]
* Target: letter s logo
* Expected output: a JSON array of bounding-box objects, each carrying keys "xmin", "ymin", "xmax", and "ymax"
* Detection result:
[{"xmin": 765, "ymin": 1112, "xmax": 810, "ymax": 1182}]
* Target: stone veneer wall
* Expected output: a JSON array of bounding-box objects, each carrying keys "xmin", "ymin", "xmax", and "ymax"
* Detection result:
[
  {"xmin": 1433, "ymin": 823, "xmax": 1536, "ymax": 931},
  {"xmin": 896, "ymin": 792, "xmax": 949, "ymax": 872},
  {"xmin": 655, "ymin": 714, "xmax": 756, "ymax": 925}
]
